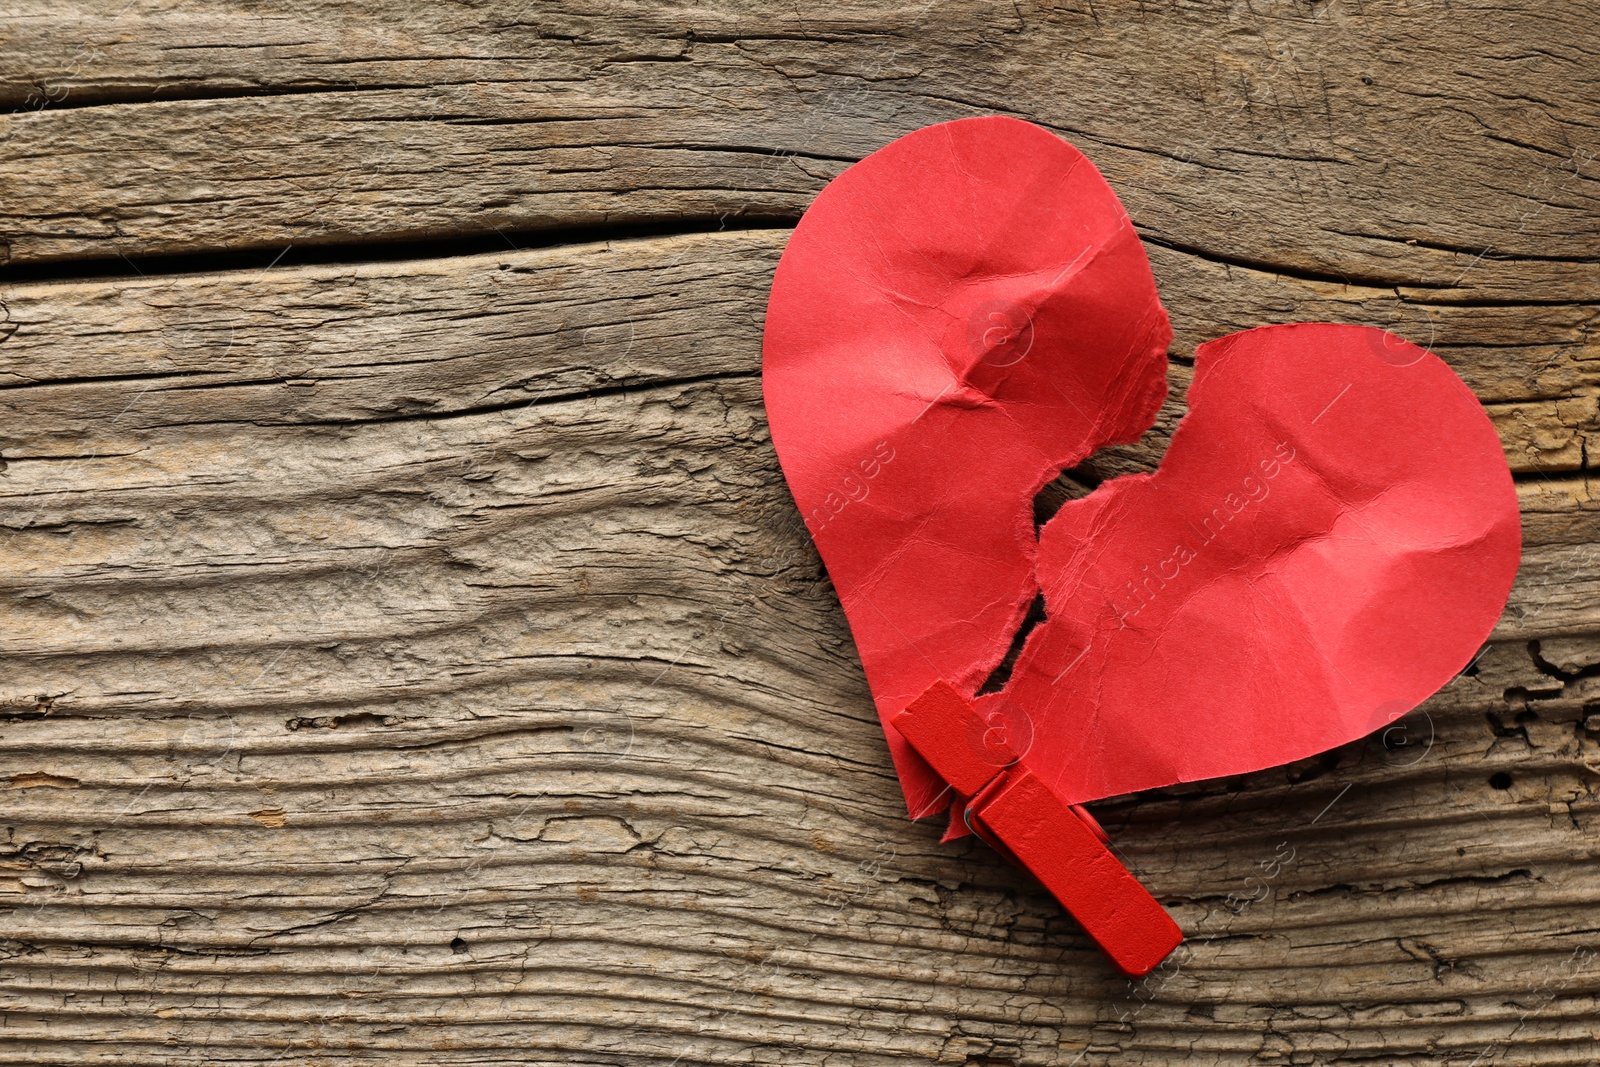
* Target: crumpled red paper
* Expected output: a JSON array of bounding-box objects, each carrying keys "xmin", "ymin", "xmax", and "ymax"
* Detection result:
[
  {"xmin": 991, "ymin": 321, "xmax": 1521, "ymax": 806},
  {"xmin": 762, "ymin": 115, "xmax": 1521, "ymax": 828},
  {"xmin": 764, "ymin": 115, "xmax": 1171, "ymax": 819}
]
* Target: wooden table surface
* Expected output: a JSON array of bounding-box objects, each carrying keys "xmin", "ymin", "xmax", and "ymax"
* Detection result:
[{"xmin": 1, "ymin": 3, "xmax": 1597, "ymax": 1064}]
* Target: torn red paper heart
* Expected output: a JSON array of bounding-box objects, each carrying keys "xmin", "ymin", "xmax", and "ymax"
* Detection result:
[{"xmin": 761, "ymin": 116, "xmax": 1521, "ymax": 974}]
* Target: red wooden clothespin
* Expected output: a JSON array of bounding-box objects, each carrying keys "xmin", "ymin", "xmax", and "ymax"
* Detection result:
[{"xmin": 890, "ymin": 680, "xmax": 1182, "ymax": 978}]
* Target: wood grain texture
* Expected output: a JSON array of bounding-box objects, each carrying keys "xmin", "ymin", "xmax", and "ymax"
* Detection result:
[{"xmin": 1, "ymin": 3, "xmax": 1598, "ymax": 1064}]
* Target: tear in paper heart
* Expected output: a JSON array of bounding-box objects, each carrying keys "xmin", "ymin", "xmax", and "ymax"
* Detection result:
[{"xmin": 762, "ymin": 116, "xmax": 1520, "ymax": 824}]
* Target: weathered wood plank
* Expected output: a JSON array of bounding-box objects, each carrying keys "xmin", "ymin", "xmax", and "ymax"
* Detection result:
[
  {"xmin": 0, "ymin": 231, "xmax": 1598, "ymax": 1064},
  {"xmin": 1, "ymin": 227, "xmax": 1593, "ymax": 479},
  {"xmin": 1, "ymin": 0, "xmax": 1596, "ymax": 302}
]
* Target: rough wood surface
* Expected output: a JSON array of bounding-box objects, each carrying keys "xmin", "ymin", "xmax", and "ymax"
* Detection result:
[{"xmin": 0, "ymin": 3, "xmax": 1597, "ymax": 1064}]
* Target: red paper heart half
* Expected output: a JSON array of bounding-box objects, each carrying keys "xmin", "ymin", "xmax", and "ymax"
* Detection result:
[
  {"xmin": 763, "ymin": 116, "xmax": 1172, "ymax": 818},
  {"xmin": 984, "ymin": 321, "xmax": 1521, "ymax": 805},
  {"xmin": 762, "ymin": 116, "xmax": 1521, "ymax": 824}
]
